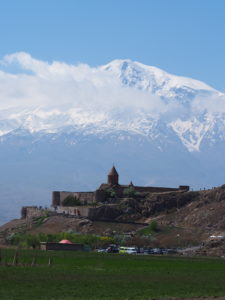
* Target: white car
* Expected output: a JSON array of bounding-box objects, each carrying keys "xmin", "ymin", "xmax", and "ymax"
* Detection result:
[
  {"xmin": 126, "ymin": 247, "xmax": 137, "ymax": 254},
  {"xmin": 119, "ymin": 246, "xmax": 137, "ymax": 254}
]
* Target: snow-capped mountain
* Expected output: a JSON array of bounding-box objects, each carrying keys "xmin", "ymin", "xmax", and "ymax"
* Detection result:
[
  {"xmin": 0, "ymin": 54, "xmax": 224, "ymax": 152},
  {"xmin": 103, "ymin": 59, "xmax": 219, "ymax": 100},
  {"xmin": 0, "ymin": 53, "xmax": 225, "ymax": 223}
]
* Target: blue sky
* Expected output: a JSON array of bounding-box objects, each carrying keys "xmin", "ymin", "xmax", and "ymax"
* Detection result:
[{"xmin": 0, "ymin": 0, "xmax": 225, "ymax": 91}]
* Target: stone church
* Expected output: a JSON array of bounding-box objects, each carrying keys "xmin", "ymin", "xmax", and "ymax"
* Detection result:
[{"xmin": 52, "ymin": 166, "xmax": 189, "ymax": 207}]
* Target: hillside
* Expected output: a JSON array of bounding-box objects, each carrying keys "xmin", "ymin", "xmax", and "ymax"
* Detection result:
[{"xmin": 1, "ymin": 185, "xmax": 225, "ymax": 256}]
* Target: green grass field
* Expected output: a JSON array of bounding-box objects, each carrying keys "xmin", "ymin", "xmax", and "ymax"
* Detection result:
[{"xmin": 0, "ymin": 250, "xmax": 225, "ymax": 300}]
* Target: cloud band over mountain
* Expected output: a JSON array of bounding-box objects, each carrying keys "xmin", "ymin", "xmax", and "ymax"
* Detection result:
[{"xmin": 0, "ymin": 52, "xmax": 225, "ymax": 151}]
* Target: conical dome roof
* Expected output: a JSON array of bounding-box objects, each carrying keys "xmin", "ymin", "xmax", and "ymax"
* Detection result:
[{"xmin": 108, "ymin": 166, "xmax": 118, "ymax": 176}]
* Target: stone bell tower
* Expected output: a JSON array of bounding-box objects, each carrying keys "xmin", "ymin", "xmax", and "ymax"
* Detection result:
[{"xmin": 107, "ymin": 166, "xmax": 119, "ymax": 186}]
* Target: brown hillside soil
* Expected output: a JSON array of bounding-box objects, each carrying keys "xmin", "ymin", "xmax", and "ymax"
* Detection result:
[
  {"xmin": 28, "ymin": 217, "xmax": 143, "ymax": 235},
  {"xmin": 0, "ymin": 215, "xmax": 145, "ymax": 245}
]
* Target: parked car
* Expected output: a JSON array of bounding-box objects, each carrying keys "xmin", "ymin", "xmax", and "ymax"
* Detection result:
[
  {"xmin": 166, "ymin": 248, "xmax": 178, "ymax": 254},
  {"xmin": 161, "ymin": 248, "xmax": 170, "ymax": 255},
  {"xmin": 152, "ymin": 248, "xmax": 163, "ymax": 254},
  {"xmin": 126, "ymin": 247, "xmax": 138, "ymax": 254},
  {"xmin": 119, "ymin": 246, "xmax": 137, "ymax": 254},
  {"xmin": 106, "ymin": 244, "xmax": 119, "ymax": 253},
  {"xmin": 137, "ymin": 247, "xmax": 144, "ymax": 254},
  {"xmin": 97, "ymin": 248, "xmax": 107, "ymax": 253},
  {"xmin": 119, "ymin": 246, "xmax": 128, "ymax": 254}
]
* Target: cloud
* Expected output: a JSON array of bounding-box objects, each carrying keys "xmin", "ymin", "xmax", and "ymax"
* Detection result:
[
  {"xmin": 0, "ymin": 52, "xmax": 224, "ymax": 136},
  {"xmin": 0, "ymin": 52, "xmax": 170, "ymax": 116},
  {"xmin": 191, "ymin": 94, "xmax": 225, "ymax": 114}
]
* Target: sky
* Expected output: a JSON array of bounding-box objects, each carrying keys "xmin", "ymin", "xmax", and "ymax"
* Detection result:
[{"xmin": 0, "ymin": 0, "xmax": 225, "ymax": 91}]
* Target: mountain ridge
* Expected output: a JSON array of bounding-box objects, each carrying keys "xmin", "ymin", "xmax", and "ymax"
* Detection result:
[{"xmin": 102, "ymin": 59, "xmax": 218, "ymax": 96}]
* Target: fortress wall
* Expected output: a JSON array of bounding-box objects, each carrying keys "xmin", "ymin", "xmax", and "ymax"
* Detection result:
[
  {"xmin": 179, "ymin": 185, "xmax": 190, "ymax": 191},
  {"xmin": 57, "ymin": 206, "xmax": 91, "ymax": 217},
  {"xmin": 87, "ymin": 205, "xmax": 121, "ymax": 221},
  {"xmin": 52, "ymin": 191, "xmax": 60, "ymax": 206},
  {"xmin": 52, "ymin": 191, "xmax": 94, "ymax": 206},
  {"xmin": 95, "ymin": 189, "xmax": 107, "ymax": 202},
  {"xmin": 96, "ymin": 184, "xmax": 190, "ymax": 198},
  {"xmin": 59, "ymin": 192, "xmax": 74, "ymax": 204},
  {"xmin": 134, "ymin": 186, "xmax": 181, "ymax": 193},
  {"xmin": 21, "ymin": 206, "xmax": 45, "ymax": 219},
  {"xmin": 74, "ymin": 192, "xmax": 95, "ymax": 204}
]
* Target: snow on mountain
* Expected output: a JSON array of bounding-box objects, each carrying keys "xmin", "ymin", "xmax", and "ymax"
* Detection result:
[{"xmin": 102, "ymin": 59, "xmax": 219, "ymax": 99}]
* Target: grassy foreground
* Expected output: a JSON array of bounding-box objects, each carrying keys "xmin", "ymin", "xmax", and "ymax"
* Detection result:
[{"xmin": 0, "ymin": 250, "xmax": 225, "ymax": 300}]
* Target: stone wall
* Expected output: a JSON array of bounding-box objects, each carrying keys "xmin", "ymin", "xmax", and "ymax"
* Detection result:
[
  {"xmin": 74, "ymin": 192, "xmax": 95, "ymax": 204},
  {"xmin": 52, "ymin": 191, "xmax": 60, "ymax": 206},
  {"xmin": 96, "ymin": 184, "xmax": 190, "ymax": 199},
  {"xmin": 57, "ymin": 206, "xmax": 91, "ymax": 217},
  {"xmin": 95, "ymin": 189, "xmax": 107, "ymax": 202},
  {"xmin": 134, "ymin": 186, "xmax": 180, "ymax": 193},
  {"xmin": 52, "ymin": 185, "xmax": 189, "ymax": 207},
  {"xmin": 55, "ymin": 205, "xmax": 119, "ymax": 220},
  {"xmin": 52, "ymin": 191, "xmax": 95, "ymax": 207},
  {"xmin": 21, "ymin": 206, "xmax": 46, "ymax": 219},
  {"xmin": 88, "ymin": 205, "xmax": 121, "ymax": 221}
]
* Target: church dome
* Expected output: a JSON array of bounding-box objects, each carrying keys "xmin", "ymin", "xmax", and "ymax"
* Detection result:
[{"xmin": 108, "ymin": 166, "xmax": 118, "ymax": 176}]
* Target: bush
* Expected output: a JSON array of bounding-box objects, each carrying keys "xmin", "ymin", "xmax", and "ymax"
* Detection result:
[
  {"xmin": 149, "ymin": 220, "xmax": 158, "ymax": 232},
  {"xmin": 33, "ymin": 215, "xmax": 48, "ymax": 227},
  {"xmin": 106, "ymin": 188, "xmax": 116, "ymax": 198},
  {"xmin": 62, "ymin": 195, "xmax": 81, "ymax": 206},
  {"xmin": 123, "ymin": 186, "xmax": 137, "ymax": 197},
  {"xmin": 137, "ymin": 221, "xmax": 159, "ymax": 236}
]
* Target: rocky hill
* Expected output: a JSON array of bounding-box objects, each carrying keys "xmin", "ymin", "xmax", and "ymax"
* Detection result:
[{"xmin": 1, "ymin": 185, "xmax": 225, "ymax": 256}]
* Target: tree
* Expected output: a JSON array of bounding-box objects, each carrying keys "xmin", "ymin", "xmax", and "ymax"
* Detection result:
[
  {"xmin": 62, "ymin": 195, "xmax": 81, "ymax": 206},
  {"xmin": 123, "ymin": 186, "xmax": 137, "ymax": 197},
  {"xmin": 106, "ymin": 188, "xmax": 116, "ymax": 198}
]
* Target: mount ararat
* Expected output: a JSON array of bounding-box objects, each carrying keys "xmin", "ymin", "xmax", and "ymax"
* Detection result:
[{"xmin": 0, "ymin": 53, "xmax": 225, "ymax": 223}]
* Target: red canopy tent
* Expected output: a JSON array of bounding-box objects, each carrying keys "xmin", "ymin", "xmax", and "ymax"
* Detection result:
[{"xmin": 59, "ymin": 239, "xmax": 72, "ymax": 244}]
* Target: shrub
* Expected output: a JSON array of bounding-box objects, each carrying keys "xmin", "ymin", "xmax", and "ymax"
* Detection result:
[
  {"xmin": 149, "ymin": 220, "xmax": 158, "ymax": 232},
  {"xmin": 123, "ymin": 186, "xmax": 137, "ymax": 197},
  {"xmin": 138, "ymin": 221, "xmax": 159, "ymax": 236},
  {"xmin": 33, "ymin": 215, "xmax": 47, "ymax": 227},
  {"xmin": 106, "ymin": 188, "xmax": 116, "ymax": 198}
]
